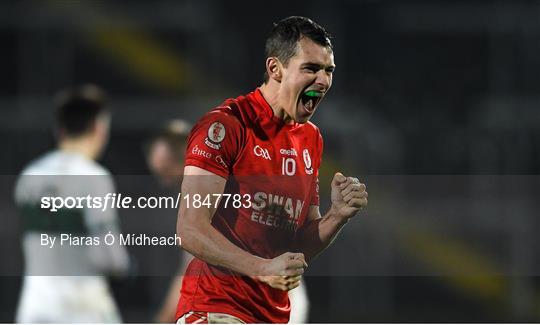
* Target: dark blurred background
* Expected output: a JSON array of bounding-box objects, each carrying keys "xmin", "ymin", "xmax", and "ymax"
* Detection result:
[{"xmin": 2, "ymin": 0, "xmax": 540, "ymax": 322}]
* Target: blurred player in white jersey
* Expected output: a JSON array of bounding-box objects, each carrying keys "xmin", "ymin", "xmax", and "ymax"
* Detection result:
[
  {"xmin": 14, "ymin": 85, "xmax": 130, "ymax": 323},
  {"xmin": 146, "ymin": 119, "xmax": 311, "ymax": 323}
]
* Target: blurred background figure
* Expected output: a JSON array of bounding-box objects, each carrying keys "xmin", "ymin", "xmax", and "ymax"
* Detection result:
[
  {"xmin": 14, "ymin": 85, "xmax": 130, "ymax": 323},
  {"xmin": 146, "ymin": 119, "xmax": 311, "ymax": 323},
  {"xmin": 288, "ymin": 284, "xmax": 310, "ymax": 323},
  {"xmin": 145, "ymin": 119, "xmax": 192, "ymax": 323},
  {"xmin": 146, "ymin": 119, "xmax": 191, "ymax": 189}
]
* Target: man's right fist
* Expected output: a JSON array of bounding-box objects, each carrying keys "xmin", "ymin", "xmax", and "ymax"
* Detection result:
[{"xmin": 254, "ymin": 252, "xmax": 307, "ymax": 291}]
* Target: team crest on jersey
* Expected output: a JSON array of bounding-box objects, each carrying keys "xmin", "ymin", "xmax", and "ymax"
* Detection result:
[
  {"xmin": 205, "ymin": 122, "xmax": 225, "ymax": 149},
  {"xmin": 303, "ymin": 149, "xmax": 313, "ymax": 175}
]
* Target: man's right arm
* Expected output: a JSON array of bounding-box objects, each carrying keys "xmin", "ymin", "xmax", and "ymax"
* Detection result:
[
  {"xmin": 177, "ymin": 166, "xmax": 305, "ymax": 290},
  {"xmin": 177, "ymin": 165, "xmax": 267, "ymax": 275}
]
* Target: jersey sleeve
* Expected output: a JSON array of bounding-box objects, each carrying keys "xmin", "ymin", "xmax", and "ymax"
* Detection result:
[
  {"xmin": 184, "ymin": 109, "xmax": 243, "ymax": 178},
  {"xmin": 310, "ymin": 130, "xmax": 323, "ymax": 206}
]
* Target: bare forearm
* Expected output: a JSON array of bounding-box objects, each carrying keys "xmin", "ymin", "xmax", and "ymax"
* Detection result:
[
  {"xmin": 295, "ymin": 208, "xmax": 348, "ymax": 261},
  {"xmin": 178, "ymin": 221, "xmax": 267, "ymax": 276},
  {"xmin": 177, "ymin": 167, "xmax": 268, "ymax": 276}
]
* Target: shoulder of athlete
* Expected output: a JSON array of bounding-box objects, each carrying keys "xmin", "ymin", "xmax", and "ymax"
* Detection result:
[
  {"xmin": 190, "ymin": 101, "xmax": 248, "ymax": 147},
  {"xmin": 304, "ymin": 121, "xmax": 323, "ymax": 143},
  {"xmin": 198, "ymin": 101, "xmax": 245, "ymax": 129},
  {"xmin": 305, "ymin": 121, "xmax": 321, "ymax": 134},
  {"xmin": 303, "ymin": 121, "xmax": 324, "ymax": 159}
]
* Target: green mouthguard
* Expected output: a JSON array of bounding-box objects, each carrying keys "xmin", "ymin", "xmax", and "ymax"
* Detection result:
[{"xmin": 304, "ymin": 90, "xmax": 323, "ymax": 97}]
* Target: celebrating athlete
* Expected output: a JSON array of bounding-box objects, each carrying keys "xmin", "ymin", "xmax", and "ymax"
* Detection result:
[{"xmin": 176, "ymin": 16, "xmax": 368, "ymax": 323}]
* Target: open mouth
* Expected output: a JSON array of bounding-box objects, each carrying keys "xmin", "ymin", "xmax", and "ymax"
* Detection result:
[{"xmin": 300, "ymin": 90, "xmax": 323, "ymax": 114}]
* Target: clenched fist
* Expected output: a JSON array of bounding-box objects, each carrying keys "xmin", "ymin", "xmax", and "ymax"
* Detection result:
[
  {"xmin": 254, "ymin": 252, "xmax": 307, "ymax": 291},
  {"xmin": 330, "ymin": 172, "xmax": 368, "ymax": 221}
]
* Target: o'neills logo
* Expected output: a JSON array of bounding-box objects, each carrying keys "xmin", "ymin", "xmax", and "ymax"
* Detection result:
[
  {"xmin": 250, "ymin": 191, "xmax": 305, "ymax": 231},
  {"xmin": 205, "ymin": 122, "xmax": 225, "ymax": 149},
  {"xmin": 303, "ymin": 149, "xmax": 313, "ymax": 175},
  {"xmin": 280, "ymin": 148, "xmax": 297, "ymax": 156}
]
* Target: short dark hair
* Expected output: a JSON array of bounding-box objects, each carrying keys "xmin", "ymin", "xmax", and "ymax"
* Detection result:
[
  {"xmin": 55, "ymin": 84, "xmax": 108, "ymax": 137},
  {"xmin": 263, "ymin": 16, "xmax": 333, "ymax": 83}
]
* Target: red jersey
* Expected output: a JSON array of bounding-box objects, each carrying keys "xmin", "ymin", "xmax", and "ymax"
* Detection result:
[{"xmin": 176, "ymin": 89, "xmax": 323, "ymax": 323}]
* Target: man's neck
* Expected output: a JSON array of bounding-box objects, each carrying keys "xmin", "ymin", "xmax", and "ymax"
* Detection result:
[
  {"xmin": 259, "ymin": 83, "xmax": 294, "ymax": 124},
  {"xmin": 58, "ymin": 136, "xmax": 97, "ymax": 161}
]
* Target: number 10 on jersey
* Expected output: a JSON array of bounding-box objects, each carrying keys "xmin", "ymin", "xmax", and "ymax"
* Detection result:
[{"xmin": 281, "ymin": 157, "xmax": 296, "ymax": 176}]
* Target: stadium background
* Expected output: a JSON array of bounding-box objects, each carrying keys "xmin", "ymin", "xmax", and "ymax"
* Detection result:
[{"xmin": 2, "ymin": 0, "xmax": 540, "ymax": 322}]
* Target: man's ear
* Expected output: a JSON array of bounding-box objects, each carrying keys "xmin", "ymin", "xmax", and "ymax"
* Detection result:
[{"xmin": 266, "ymin": 57, "xmax": 282, "ymax": 82}]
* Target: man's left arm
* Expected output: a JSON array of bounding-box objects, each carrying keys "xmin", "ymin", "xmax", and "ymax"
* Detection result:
[{"xmin": 294, "ymin": 172, "xmax": 368, "ymax": 262}]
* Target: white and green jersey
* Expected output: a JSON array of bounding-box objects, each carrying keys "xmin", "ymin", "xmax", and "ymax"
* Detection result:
[{"xmin": 14, "ymin": 150, "xmax": 129, "ymax": 323}]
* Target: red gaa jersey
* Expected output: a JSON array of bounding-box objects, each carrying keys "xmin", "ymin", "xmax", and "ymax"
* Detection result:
[{"xmin": 176, "ymin": 88, "xmax": 323, "ymax": 323}]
